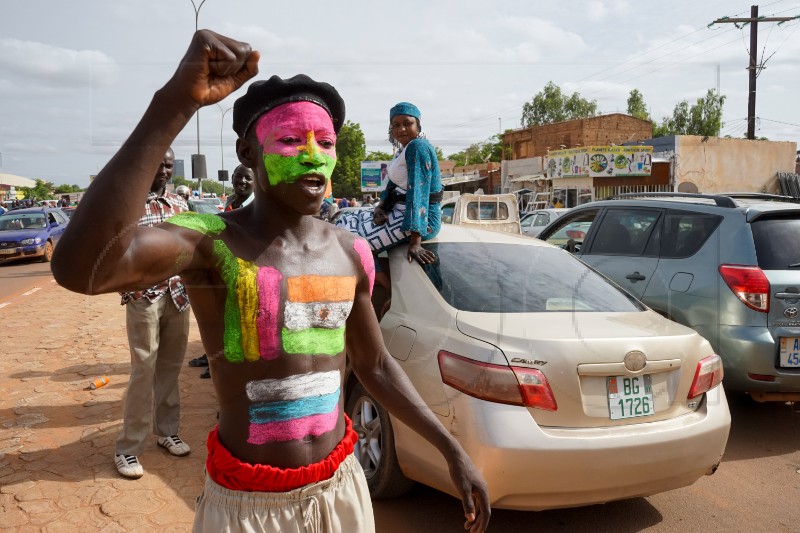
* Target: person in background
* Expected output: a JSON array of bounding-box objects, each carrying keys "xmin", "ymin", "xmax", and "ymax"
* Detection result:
[
  {"xmin": 175, "ymin": 185, "xmax": 191, "ymax": 202},
  {"xmin": 335, "ymin": 102, "xmax": 443, "ymax": 289},
  {"xmin": 224, "ymin": 164, "xmax": 255, "ymax": 211},
  {"xmin": 114, "ymin": 147, "xmax": 192, "ymax": 479}
]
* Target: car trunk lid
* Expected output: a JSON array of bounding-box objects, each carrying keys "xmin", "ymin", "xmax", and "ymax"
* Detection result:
[{"xmin": 455, "ymin": 310, "xmax": 711, "ymax": 428}]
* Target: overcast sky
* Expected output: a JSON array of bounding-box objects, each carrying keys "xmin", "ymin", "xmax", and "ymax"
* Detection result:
[{"xmin": 1, "ymin": 0, "xmax": 799, "ymax": 187}]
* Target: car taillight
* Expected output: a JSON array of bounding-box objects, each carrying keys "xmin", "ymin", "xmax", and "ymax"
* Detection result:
[
  {"xmin": 718, "ymin": 264, "xmax": 770, "ymax": 312},
  {"xmin": 688, "ymin": 354, "xmax": 724, "ymax": 399},
  {"xmin": 437, "ymin": 351, "xmax": 557, "ymax": 411}
]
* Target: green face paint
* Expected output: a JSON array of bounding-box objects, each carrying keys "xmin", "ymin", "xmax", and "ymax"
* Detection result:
[
  {"xmin": 166, "ymin": 212, "xmax": 226, "ymax": 236},
  {"xmin": 262, "ymin": 153, "xmax": 336, "ymax": 186}
]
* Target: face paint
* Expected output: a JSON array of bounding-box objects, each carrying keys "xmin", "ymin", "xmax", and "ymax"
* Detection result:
[
  {"xmin": 254, "ymin": 101, "xmax": 337, "ymax": 186},
  {"xmin": 281, "ymin": 275, "xmax": 356, "ymax": 356},
  {"xmin": 245, "ymin": 370, "xmax": 341, "ymax": 444},
  {"xmin": 353, "ymin": 239, "xmax": 375, "ymax": 295}
]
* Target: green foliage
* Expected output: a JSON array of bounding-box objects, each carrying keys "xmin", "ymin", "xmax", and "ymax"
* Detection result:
[
  {"xmin": 54, "ymin": 184, "xmax": 83, "ymax": 194},
  {"xmin": 521, "ymin": 81, "xmax": 598, "ymax": 127},
  {"xmin": 331, "ymin": 121, "xmax": 366, "ymax": 198},
  {"xmin": 21, "ymin": 179, "xmax": 55, "ymax": 200},
  {"xmin": 627, "ymin": 89, "xmax": 651, "ymax": 122},
  {"xmin": 654, "ymin": 89, "xmax": 725, "ymax": 137},
  {"xmin": 366, "ymin": 150, "xmax": 393, "ymax": 161},
  {"xmin": 446, "ymin": 134, "xmax": 503, "ymax": 166}
]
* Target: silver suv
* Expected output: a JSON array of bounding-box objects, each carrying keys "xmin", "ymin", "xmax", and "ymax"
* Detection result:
[{"xmin": 538, "ymin": 193, "xmax": 800, "ymax": 402}]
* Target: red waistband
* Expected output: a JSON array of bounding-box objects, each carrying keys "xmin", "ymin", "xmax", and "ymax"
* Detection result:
[{"xmin": 206, "ymin": 415, "xmax": 357, "ymax": 493}]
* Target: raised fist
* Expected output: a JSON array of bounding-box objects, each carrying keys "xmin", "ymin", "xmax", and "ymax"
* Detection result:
[{"xmin": 169, "ymin": 29, "xmax": 260, "ymax": 108}]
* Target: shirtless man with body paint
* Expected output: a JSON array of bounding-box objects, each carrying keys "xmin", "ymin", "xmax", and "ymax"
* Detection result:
[{"xmin": 52, "ymin": 30, "xmax": 490, "ymax": 532}]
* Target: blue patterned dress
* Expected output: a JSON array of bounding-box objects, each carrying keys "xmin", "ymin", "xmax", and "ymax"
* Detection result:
[{"xmin": 336, "ymin": 137, "xmax": 443, "ymax": 253}]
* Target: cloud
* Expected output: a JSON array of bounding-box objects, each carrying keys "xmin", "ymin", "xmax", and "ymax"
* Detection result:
[
  {"xmin": 587, "ymin": 1, "xmax": 606, "ymax": 21},
  {"xmin": 0, "ymin": 39, "xmax": 118, "ymax": 87}
]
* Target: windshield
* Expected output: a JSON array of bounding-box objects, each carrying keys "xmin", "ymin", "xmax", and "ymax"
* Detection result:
[
  {"xmin": 421, "ymin": 242, "xmax": 643, "ymax": 313},
  {"xmin": 0, "ymin": 213, "xmax": 47, "ymax": 231}
]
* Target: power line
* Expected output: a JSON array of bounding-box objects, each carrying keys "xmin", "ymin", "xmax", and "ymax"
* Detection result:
[{"xmin": 712, "ymin": 5, "xmax": 799, "ymax": 139}]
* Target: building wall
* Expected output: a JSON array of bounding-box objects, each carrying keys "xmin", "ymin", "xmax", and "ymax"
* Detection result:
[
  {"xmin": 439, "ymin": 160, "xmax": 456, "ymax": 177},
  {"xmin": 501, "ymin": 157, "xmax": 544, "ymax": 192},
  {"xmin": 674, "ymin": 136, "xmax": 797, "ymax": 194},
  {"xmin": 503, "ymin": 114, "xmax": 653, "ymax": 160}
]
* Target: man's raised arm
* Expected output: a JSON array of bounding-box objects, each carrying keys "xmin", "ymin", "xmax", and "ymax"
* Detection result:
[{"xmin": 52, "ymin": 30, "xmax": 259, "ymax": 295}]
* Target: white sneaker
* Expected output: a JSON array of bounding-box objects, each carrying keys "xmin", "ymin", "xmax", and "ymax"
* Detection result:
[
  {"xmin": 157, "ymin": 435, "xmax": 190, "ymax": 457},
  {"xmin": 115, "ymin": 454, "xmax": 144, "ymax": 479}
]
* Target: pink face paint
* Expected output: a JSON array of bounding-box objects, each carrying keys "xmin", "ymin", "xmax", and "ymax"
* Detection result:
[
  {"xmin": 254, "ymin": 101, "xmax": 337, "ymax": 158},
  {"xmin": 256, "ymin": 267, "xmax": 282, "ymax": 361},
  {"xmin": 247, "ymin": 408, "xmax": 339, "ymax": 444},
  {"xmin": 353, "ymin": 238, "xmax": 375, "ymax": 295}
]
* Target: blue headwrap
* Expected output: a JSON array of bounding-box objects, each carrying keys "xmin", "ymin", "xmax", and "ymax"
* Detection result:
[{"xmin": 390, "ymin": 102, "xmax": 421, "ymax": 120}]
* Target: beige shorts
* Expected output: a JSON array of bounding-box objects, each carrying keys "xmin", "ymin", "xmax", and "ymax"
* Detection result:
[{"xmin": 193, "ymin": 453, "xmax": 375, "ymax": 533}]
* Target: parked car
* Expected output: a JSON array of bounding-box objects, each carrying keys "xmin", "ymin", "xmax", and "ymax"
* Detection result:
[
  {"xmin": 345, "ymin": 223, "xmax": 730, "ymax": 510},
  {"xmin": 188, "ymin": 198, "xmax": 222, "ymax": 215},
  {"xmin": 0, "ymin": 207, "xmax": 70, "ymax": 263},
  {"xmin": 440, "ymin": 193, "xmax": 521, "ymax": 234},
  {"xmin": 520, "ymin": 208, "xmax": 569, "ymax": 237},
  {"xmin": 538, "ymin": 192, "xmax": 800, "ymax": 402},
  {"xmin": 201, "ymin": 194, "xmax": 224, "ymax": 211}
]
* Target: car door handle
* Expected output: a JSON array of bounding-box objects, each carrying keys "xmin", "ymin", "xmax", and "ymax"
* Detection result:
[
  {"xmin": 775, "ymin": 292, "xmax": 800, "ymax": 300},
  {"xmin": 626, "ymin": 272, "xmax": 646, "ymax": 282}
]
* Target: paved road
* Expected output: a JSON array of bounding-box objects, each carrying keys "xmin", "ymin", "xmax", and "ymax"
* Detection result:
[
  {"xmin": 1, "ymin": 276, "xmax": 799, "ymax": 531},
  {"xmin": 0, "ymin": 258, "xmax": 54, "ymax": 308}
]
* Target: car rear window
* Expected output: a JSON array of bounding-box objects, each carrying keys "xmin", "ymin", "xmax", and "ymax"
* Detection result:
[
  {"xmin": 421, "ymin": 242, "xmax": 643, "ymax": 313},
  {"xmin": 751, "ymin": 216, "xmax": 800, "ymax": 270}
]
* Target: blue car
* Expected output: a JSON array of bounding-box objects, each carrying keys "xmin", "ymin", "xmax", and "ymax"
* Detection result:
[{"xmin": 0, "ymin": 207, "xmax": 70, "ymax": 263}]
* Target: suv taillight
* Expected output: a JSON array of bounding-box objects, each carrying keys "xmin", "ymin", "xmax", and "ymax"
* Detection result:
[
  {"xmin": 688, "ymin": 354, "xmax": 724, "ymax": 399},
  {"xmin": 437, "ymin": 351, "xmax": 557, "ymax": 411},
  {"xmin": 718, "ymin": 264, "xmax": 770, "ymax": 312}
]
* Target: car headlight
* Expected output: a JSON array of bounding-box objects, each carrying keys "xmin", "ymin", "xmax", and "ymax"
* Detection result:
[{"xmin": 20, "ymin": 238, "xmax": 42, "ymax": 245}]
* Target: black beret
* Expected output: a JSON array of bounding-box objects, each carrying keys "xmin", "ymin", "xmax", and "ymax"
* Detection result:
[{"xmin": 232, "ymin": 74, "xmax": 345, "ymax": 137}]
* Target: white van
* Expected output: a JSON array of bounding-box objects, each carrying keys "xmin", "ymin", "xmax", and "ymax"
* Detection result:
[{"xmin": 440, "ymin": 193, "xmax": 520, "ymax": 234}]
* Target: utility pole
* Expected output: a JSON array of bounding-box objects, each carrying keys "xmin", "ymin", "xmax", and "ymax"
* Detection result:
[{"xmin": 712, "ymin": 5, "xmax": 797, "ymax": 139}]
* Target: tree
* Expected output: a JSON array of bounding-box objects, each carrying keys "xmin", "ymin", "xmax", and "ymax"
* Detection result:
[
  {"xmin": 521, "ymin": 81, "xmax": 598, "ymax": 127},
  {"xmin": 365, "ymin": 150, "xmax": 393, "ymax": 161},
  {"xmin": 446, "ymin": 134, "xmax": 503, "ymax": 166},
  {"xmin": 54, "ymin": 184, "xmax": 83, "ymax": 194},
  {"xmin": 627, "ymin": 89, "xmax": 651, "ymax": 122},
  {"xmin": 331, "ymin": 121, "xmax": 366, "ymax": 198},
  {"xmin": 22, "ymin": 179, "xmax": 55, "ymax": 200},
  {"xmin": 653, "ymin": 89, "xmax": 725, "ymax": 137}
]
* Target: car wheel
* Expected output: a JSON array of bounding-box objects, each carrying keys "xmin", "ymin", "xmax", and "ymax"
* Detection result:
[
  {"xmin": 41, "ymin": 241, "xmax": 53, "ymax": 262},
  {"xmin": 346, "ymin": 383, "xmax": 414, "ymax": 499}
]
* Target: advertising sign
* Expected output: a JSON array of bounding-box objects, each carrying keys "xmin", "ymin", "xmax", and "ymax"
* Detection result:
[
  {"xmin": 361, "ymin": 161, "xmax": 389, "ymax": 192},
  {"xmin": 546, "ymin": 146, "xmax": 653, "ymax": 179}
]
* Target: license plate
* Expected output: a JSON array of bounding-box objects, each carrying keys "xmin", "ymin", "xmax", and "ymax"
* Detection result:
[
  {"xmin": 607, "ymin": 375, "xmax": 654, "ymax": 420},
  {"xmin": 779, "ymin": 337, "xmax": 800, "ymax": 367},
  {"xmin": 0, "ymin": 248, "xmax": 17, "ymax": 254}
]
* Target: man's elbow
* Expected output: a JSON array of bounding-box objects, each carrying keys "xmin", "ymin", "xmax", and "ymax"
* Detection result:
[{"xmin": 51, "ymin": 252, "xmax": 102, "ymax": 295}]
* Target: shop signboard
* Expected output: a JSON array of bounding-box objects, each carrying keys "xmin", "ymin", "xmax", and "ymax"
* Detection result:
[
  {"xmin": 546, "ymin": 146, "xmax": 653, "ymax": 179},
  {"xmin": 361, "ymin": 161, "xmax": 390, "ymax": 192}
]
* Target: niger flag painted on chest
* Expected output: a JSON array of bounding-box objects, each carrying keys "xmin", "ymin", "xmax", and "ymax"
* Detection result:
[{"xmin": 281, "ymin": 275, "xmax": 356, "ymax": 355}]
